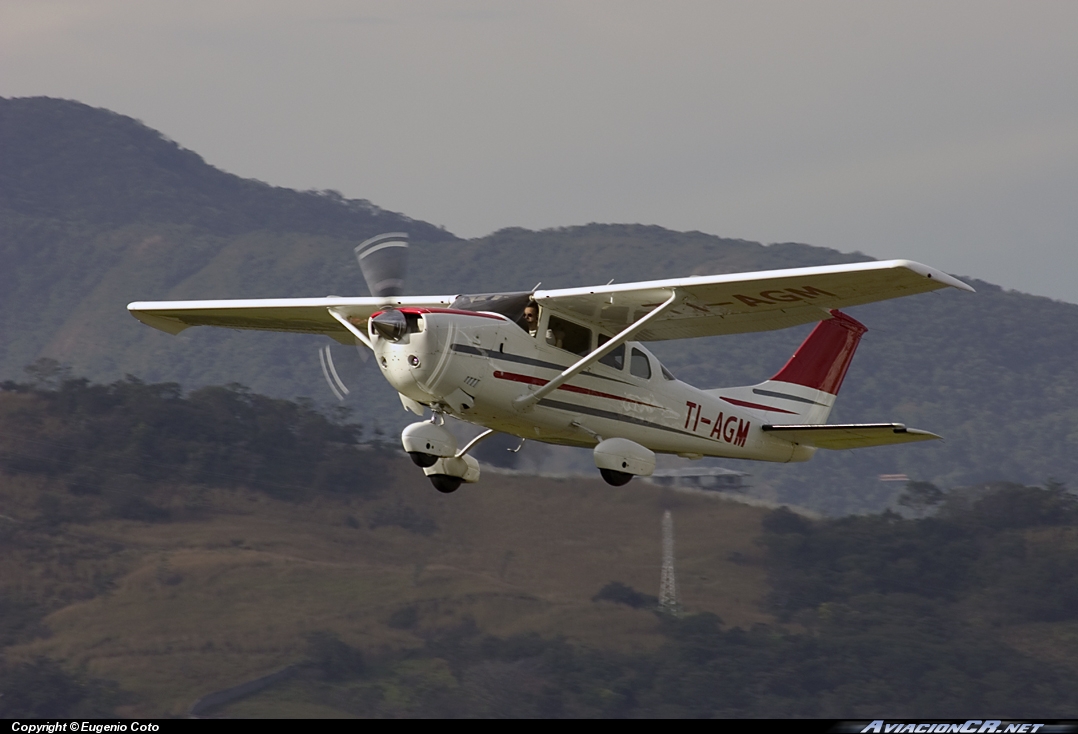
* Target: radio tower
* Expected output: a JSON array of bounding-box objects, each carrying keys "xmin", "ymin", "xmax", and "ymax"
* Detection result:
[{"xmin": 659, "ymin": 510, "xmax": 682, "ymax": 616}]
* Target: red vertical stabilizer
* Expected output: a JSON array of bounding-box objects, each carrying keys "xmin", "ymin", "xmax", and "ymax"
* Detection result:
[{"xmin": 769, "ymin": 310, "xmax": 868, "ymax": 396}]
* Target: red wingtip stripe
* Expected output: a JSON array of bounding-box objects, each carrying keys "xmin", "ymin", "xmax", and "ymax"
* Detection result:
[{"xmin": 769, "ymin": 310, "xmax": 867, "ymax": 395}]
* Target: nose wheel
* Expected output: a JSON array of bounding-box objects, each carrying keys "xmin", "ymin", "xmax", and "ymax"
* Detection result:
[{"xmin": 429, "ymin": 475, "xmax": 463, "ymax": 494}]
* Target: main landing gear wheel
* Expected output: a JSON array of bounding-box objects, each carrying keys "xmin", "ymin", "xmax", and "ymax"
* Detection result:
[
  {"xmin": 429, "ymin": 475, "xmax": 463, "ymax": 494},
  {"xmin": 600, "ymin": 468, "xmax": 633, "ymax": 486},
  {"xmin": 408, "ymin": 451, "xmax": 438, "ymax": 468}
]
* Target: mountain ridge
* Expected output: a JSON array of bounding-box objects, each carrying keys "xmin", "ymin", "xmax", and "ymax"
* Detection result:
[
  {"xmin": 0, "ymin": 96, "xmax": 455, "ymax": 240},
  {"xmin": 3, "ymin": 96, "xmax": 1077, "ymax": 514}
]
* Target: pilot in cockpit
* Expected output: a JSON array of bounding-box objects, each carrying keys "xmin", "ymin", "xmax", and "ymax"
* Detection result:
[{"xmin": 522, "ymin": 301, "xmax": 540, "ymax": 337}]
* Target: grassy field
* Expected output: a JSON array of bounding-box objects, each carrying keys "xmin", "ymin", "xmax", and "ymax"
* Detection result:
[{"xmin": 1, "ymin": 462, "xmax": 776, "ymax": 717}]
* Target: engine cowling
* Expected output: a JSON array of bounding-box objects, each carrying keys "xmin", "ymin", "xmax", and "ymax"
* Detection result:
[{"xmin": 593, "ymin": 438, "xmax": 655, "ymax": 479}]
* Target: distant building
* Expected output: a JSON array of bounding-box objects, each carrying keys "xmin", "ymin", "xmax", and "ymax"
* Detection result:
[{"xmin": 646, "ymin": 466, "xmax": 749, "ymax": 492}]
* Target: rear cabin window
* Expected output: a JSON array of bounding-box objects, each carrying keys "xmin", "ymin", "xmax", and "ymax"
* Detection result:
[
  {"xmin": 597, "ymin": 336, "xmax": 625, "ymax": 370},
  {"xmin": 630, "ymin": 347, "xmax": 652, "ymax": 379},
  {"xmin": 547, "ymin": 315, "xmax": 593, "ymax": 356}
]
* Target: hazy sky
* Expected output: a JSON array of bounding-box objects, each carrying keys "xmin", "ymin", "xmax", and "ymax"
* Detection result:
[{"xmin": 3, "ymin": 1, "xmax": 1077, "ymax": 302}]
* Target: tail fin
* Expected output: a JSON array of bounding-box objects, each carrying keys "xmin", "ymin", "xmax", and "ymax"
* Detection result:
[
  {"xmin": 769, "ymin": 309, "xmax": 867, "ymax": 396},
  {"xmin": 706, "ymin": 310, "xmax": 867, "ymax": 424}
]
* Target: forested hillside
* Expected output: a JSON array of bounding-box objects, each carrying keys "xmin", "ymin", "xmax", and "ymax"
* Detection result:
[
  {"xmin": 0, "ymin": 96, "xmax": 456, "ymax": 406},
  {"xmin": 3, "ymin": 96, "xmax": 1078, "ymax": 514},
  {"xmin": 1, "ymin": 378, "xmax": 1077, "ymax": 717}
]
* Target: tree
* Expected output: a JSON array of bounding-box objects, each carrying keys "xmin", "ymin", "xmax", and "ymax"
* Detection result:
[{"xmin": 897, "ymin": 481, "xmax": 944, "ymax": 517}]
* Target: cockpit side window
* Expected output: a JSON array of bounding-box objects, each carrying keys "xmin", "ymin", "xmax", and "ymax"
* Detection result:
[
  {"xmin": 597, "ymin": 335, "xmax": 625, "ymax": 370},
  {"xmin": 630, "ymin": 347, "xmax": 652, "ymax": 379},
  {"xmin": 661, "ymin": 363, "xmax": 677, "ymax": 381}
]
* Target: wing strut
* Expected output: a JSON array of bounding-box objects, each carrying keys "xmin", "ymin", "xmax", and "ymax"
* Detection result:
[
  {"xmin": 513, "ymin": 290, "xmax": 679, "ymax": 411},
  {"xmin": 328, "ymin": 308, "xmax": 373, "ymax": 350}
]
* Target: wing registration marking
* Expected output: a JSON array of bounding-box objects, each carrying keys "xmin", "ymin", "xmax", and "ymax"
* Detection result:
[{"xmin": 727, "ymin": 285, "xmax": 838, "ymax": 308}]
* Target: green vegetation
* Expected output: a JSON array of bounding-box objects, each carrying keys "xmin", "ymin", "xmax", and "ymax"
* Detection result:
[
  {"xmin": 1, "ymin": 376, "xmax": 1077, "ymax": 717},
  {"xmin": 765, "ymin": 483, "xmax": 1078, "ymax": 625},
  {"xmin": 592, "ymin": 582, "xmax": 658, "ymax": 610},
  {"xmin": 0, "ymin": 374, "xmax": 769, "ymax": 716},
  {"xmin": 0, "ymin": 657, "xmax": 121, "ymax": 718},
  {"xmin": 0, "ymin": 375, "xmax": 394, "ymax": 715},
  {"xmin": 221, "ymin": 486, "xmax": 1078, "ymax": 718},
  {"xmin": 1, "ymin": 367, "xmax": 386, "ymax": 513}
]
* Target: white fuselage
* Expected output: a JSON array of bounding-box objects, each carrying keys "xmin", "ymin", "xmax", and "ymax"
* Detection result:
[{"xmin": 372, "ymin": 308, "xmax": 815, "ymax": 463}]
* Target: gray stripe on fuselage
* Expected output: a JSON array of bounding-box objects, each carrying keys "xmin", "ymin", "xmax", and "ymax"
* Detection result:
[
  {"xmin": 451, "ymin": 343, "xmax": 488, "ymax": 357},
  {"xmin": 451, "ymin": 343, "xmax": 631, "ymax": 384},
  {"xmin": 537, "ymin": 398, "xmax": 699, "ymax": 439},
  {"xmin": 752, "ymin": 388, "xmax": 829, "ymax": 406}
]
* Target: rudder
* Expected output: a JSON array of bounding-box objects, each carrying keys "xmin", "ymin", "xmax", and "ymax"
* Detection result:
[{"xmin": 769, "ymin": 309, "xmax": 867, "ymax": 396}]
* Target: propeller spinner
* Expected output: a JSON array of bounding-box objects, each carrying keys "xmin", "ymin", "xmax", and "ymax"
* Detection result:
[{"xmin": 319, "ymin": 232, "xmax": 410, "ymax": 401}]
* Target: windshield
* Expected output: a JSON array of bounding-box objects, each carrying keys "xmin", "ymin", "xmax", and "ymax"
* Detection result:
[{"xmin": 450, "ymin": 292, "xmax": 533, "ymax": 323}]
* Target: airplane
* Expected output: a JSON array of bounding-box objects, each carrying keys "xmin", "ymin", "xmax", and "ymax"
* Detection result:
[{"xmin": 128, "ymin": 232, "xmax": 973, "ymax": 493}]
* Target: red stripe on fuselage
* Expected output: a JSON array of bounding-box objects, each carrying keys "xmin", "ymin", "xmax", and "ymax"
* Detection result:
[{"xmin": 493, "ymin": 371, "xmax": 662, "ymax": 408}]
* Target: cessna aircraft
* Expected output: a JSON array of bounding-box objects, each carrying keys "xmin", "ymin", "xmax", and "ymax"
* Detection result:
[{"xmin": 128, "ymin": 233, "xmax": 973, "ymax": 493}]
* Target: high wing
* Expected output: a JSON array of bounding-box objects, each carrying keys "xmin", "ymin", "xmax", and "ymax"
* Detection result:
[
  {"xmin": 128, "ymin": 260, "xmax": 971, "ymax": 344},
  {"xmin": 127, "ymin": 295, "xmax": 456, "ymax": 345},
  {"xmin": 761, "ymin": 423, "xmax": 941, "ymax": 450},
  {"xmin": 534, "ymin": 259, "xmax": 973, "ymax": 340}
]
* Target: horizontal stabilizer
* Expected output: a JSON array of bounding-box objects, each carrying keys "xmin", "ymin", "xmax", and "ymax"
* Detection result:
[{"xmin": 762, "ymin": 423, "xmax": 940, "ymax": 450}]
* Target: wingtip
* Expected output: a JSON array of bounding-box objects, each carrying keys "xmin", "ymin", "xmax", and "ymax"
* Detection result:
[
  {"xmin": 934, "ymin": 272, "xmax": 976, "ymax": 292},
  {"xmin": 903, "ymin": 427, "xmax": 943, "ymax": 441},
  {"xmin": 896, "ymin": 260, "xmax": 975, "ymax": 293},
  {"xmin": 127, "ymin": 307, "xmax": 190, "ymax": 336}
]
